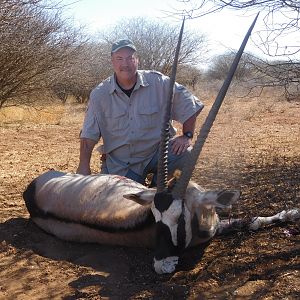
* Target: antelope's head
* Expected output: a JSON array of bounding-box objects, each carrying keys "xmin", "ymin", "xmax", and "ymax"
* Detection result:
[{"xmin": 124, "ymin": 181, "xmax": 240, "ymax": 274}]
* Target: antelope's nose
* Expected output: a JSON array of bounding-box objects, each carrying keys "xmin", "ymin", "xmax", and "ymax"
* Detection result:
[{"xmin": 153, "ymin": 256, "xmax": 179, "ymax": 274}]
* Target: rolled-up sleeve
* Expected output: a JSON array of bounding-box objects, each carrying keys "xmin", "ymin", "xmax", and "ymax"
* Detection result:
[
  {"xmin": 172, "ymin": 83, "xmax": 204, "ymax": 124},
  {"xmin": 80, "ymin": 97, "xmax": 101, "ymax": 142}
]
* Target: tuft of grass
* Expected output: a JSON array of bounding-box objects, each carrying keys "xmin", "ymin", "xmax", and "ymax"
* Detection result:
[{"xmin": 0, "ymin": 103, "xmax": 86, "ymax": 125}]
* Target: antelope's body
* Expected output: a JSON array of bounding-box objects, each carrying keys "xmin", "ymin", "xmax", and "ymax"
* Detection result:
[
  {"xmin": 24, "ymin": 171, "xmax": 156, "ymax": 247},
  {"xmin": 23, "ymin": 170, "xmax": 221, "ymax": 249}
]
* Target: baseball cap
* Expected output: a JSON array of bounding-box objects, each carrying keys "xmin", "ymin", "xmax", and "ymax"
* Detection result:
[{"xmin": 111, "ymin": 39, "xmax": 137, "ymax": 53}]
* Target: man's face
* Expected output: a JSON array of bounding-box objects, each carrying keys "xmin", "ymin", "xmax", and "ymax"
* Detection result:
[{"xmin": 111, "ymin": 47, "xmax": 138, "ymax": 83}]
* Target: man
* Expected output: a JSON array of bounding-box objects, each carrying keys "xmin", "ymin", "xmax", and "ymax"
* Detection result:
[{"xmin": 76, "ymin": 39, "xmax": 203, "ymax": 185}]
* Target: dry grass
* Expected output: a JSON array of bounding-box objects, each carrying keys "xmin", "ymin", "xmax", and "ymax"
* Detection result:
[
  {"xmin": 1, "ymin": 85, "xmax": 299, "ymax": 168},
  {"xmin": 193, "ymin": 83, "xmax": 299, "ymax": 158},
  {"xmin": 1, "ymin": 85, "xmax": 298, "ymax": 181},
  {"xmin": 0, "ymin": 97, "xmax": 85, "ymax": 125}
]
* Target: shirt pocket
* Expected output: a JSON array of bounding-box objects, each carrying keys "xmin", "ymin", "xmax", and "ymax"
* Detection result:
[
  {"xmin": 137, "ymin": 103, "xmax": 160, "ymax": 129},
  {"xmin": 103, "ymin": 110, "xmax": 128, "ymax": 134}
]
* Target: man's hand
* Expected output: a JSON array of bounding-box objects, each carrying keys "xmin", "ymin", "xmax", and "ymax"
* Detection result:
[{"xmin": 170, "ymin": 135, "xmax": 192, "ymax": 155}]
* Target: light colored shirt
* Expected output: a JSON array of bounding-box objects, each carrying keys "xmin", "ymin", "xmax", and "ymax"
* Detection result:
[{"xmin": 80, "ymin": 70, "xmax": 204, "ymax": 176}]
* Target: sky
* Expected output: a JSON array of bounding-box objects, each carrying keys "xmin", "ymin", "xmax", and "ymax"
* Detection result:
[{"xmin": 59, "ymin": 0, "xmax": 271, "ymax": 60}]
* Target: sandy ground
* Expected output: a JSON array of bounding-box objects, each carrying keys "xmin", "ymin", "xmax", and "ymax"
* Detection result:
[{"xmin": 0, "ymin": 98, "xmax": 299, "ymax": 299}]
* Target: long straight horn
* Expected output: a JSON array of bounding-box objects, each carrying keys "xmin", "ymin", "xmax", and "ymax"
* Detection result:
[
  {"xmin": 172, "ymin": 13, "xmax": 259, "ymax": 199},
  {"xmin": 156, "ymin": 18, "xmax": 185, "ymax": 193}
]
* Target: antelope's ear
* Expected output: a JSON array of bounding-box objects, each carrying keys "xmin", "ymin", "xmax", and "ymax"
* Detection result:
[
  {"xmin": 123, "ymin": 188, "xmax": 156, "ymax": 206},
  {"xmin": 216, "ymin": 190, "xmax": 240, "ymax": 207},
  {"xmin": 199, "ymin": 190, "xmax": 241, "ymax": 208}
]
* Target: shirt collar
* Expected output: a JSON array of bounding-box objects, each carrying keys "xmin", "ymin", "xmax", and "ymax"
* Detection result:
[{"xmin": 109, "ymin": 70, "xmax": 149, "ymax": 94}]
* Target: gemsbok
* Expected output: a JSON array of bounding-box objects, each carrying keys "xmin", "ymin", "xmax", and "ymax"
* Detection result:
[{"xmin": 23, "ymin": 15, "xmax": 300, "ymax": 274}]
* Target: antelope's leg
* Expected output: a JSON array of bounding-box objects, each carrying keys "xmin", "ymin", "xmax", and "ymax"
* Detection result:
[{"xmin": 217, "ymin": 209, "xmax": 300, "ymax": 234}]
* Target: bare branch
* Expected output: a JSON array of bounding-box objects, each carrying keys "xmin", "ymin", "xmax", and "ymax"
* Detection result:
[{"xmin": 0, "ymin": 0, "xmax": 86, "ymax": 108}]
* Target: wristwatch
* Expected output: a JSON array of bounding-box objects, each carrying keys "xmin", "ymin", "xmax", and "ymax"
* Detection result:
[{"xmin": 183, "ymin": 131, "xmax": 193, "ymax": 139}]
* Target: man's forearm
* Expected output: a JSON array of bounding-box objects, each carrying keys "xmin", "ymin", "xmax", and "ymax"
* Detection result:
[
  {"xmin": 182, "ymin": 112, "xmax": 199, "ymax": 135},
  {"xmin": 77, "ymin": 138, "xmax": 97, "ymax": 174}
]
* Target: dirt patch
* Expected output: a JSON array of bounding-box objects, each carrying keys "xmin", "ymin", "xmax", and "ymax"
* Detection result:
[{"xmin": 0, "ymin": 98, "xmax": 299, "ymax": 299}]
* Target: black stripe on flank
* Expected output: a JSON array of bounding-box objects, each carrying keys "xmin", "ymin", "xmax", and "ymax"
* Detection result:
[
  {"xmin": 64, "ymin": 210, "xmax": 155, "ymax": 233},
  {"xmin": 23, "ymin": 180, "xmax": 155, "ymax": 233}
]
